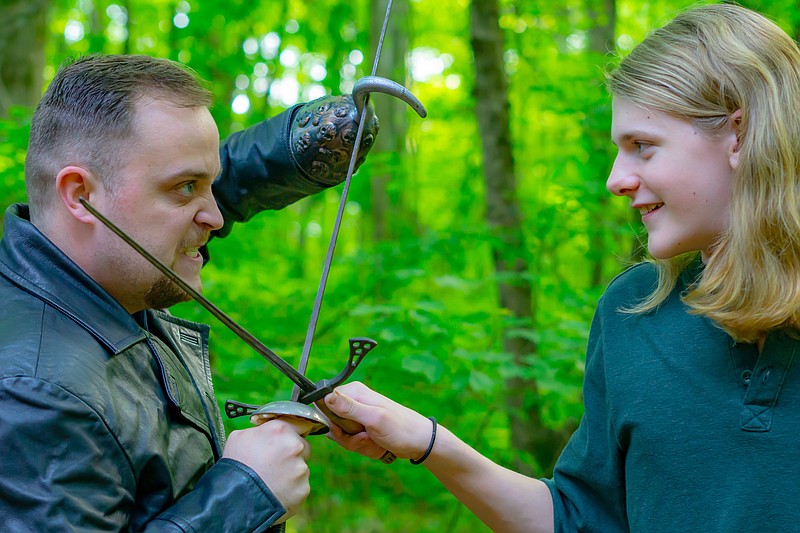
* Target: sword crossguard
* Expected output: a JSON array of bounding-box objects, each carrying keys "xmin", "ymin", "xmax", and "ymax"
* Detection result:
[
  {"xmin": 225, "ymin": 337, "xmax": 377, "ymax": 432},
  {"xmin": 225, "ymin": 399, "xmax": 260, "ymax": 419},
  {"xmin": 298, "ymin": 337, "xmax": 377, "ymax": 403}
]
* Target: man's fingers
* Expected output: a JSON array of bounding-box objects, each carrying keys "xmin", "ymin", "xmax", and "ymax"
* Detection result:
[{"xmin": 279, "ymin": 417, "xmax": 318, "ymax": 438}]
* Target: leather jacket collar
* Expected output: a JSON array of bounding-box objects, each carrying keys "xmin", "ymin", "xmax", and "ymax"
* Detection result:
[{"xmin": 0, "ymin": 204, "xmax": 146, "ymax": 354}]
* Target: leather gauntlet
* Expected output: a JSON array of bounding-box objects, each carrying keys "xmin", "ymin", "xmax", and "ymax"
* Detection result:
[{"xmin": 290, "ymin": 94, "xmax": 379, "ymax": 185}]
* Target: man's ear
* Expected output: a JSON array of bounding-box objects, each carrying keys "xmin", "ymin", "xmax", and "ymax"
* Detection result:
[
  {"xmin": 56, "ymin": 166, "xmax": 100, "ymax": 224},
  {"xmin": 728, "ymin": 109, "xmax": 742, "ymax": 170}
]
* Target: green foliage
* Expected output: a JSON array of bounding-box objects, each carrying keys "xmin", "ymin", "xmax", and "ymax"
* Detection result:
[
  {"xmin": 0, "ymin": 106, "xmax": 31, "ymax": 224},
  {"xmin": 2, "ymin": 0, "xmax": 797, "ymax": 530}
]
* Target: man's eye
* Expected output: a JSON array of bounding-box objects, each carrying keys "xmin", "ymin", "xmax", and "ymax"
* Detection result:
[
  {"xmin": 634, "ymin": 142, "xmax": 650, "ymax": 154},
  {"xmin": 177, "ymin": 182, "xmax": 196, "ymax": 195}
]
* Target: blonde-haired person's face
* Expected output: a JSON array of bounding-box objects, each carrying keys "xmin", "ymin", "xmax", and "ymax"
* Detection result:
[{"xmin": 607, "ymin": 97, "xmax": 740, "ymax": 260}]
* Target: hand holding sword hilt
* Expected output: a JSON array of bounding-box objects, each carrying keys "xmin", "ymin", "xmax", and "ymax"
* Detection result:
[
  {"xmin": 224, "ymin": 337, "xmax": 377, "ymax": 435},
  {"xmin": 297, "ymin": 337, "xmax": 375, "ymax": 403}
]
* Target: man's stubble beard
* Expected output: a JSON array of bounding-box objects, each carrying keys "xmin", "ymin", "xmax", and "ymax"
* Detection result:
[
  {"xmin": 104, "ymin": 225, "xmax": 209, "ymax": 311},
  {"xmin": 145, "ymin": 233, "xmax": 209, "ymax": 309},
  {"xmin": 144, "ymin": 275, "xmax": 192, "ymax": 310}
]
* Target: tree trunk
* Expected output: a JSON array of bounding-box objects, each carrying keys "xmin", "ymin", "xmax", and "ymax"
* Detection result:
[
  {"xmin": 87, "ymin": 0, "xmax": 108, "ymax": 53},
  {"xmin": 368, "ymin": 0, "xmax": 410, "ymax": 300},
  {"xmin": 585, "ymin": 0, "xmax": 617, "ymax": 285},
  {"xmin": 469, "ymin": 0, "xmax": 564, "ymax": 476},
  {"xmin": 0, "ymin": 0, "xmax": 49, "ymax": 116},
  {"xmin": 369, "ymin": 0, "xmax": 410, "ymax": 243}
]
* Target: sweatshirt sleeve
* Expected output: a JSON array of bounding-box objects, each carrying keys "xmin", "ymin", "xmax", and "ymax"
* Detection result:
[{"xmin": 542, "ymin": 295, "xmax": 628, "ymax": 532}]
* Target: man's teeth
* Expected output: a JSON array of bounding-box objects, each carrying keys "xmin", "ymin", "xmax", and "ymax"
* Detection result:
[
  {"xmin": 640, "ymin": 203, "xmax": 663, "ymax": 215},
  {"xmin": 184, "ymin": 247, "xmax": 200, "ymax": 256}
]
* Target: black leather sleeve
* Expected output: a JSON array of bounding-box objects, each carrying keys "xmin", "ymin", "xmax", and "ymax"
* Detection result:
[
  {"xmin": 0, "ymin": 377, "xmax": 286, "ymax": 532},
  {"xmin": 213, "ymin": 105, "xmax": 330, "ymax": 239}
]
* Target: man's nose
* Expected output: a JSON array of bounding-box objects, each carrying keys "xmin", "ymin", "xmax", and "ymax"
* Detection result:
[{"xmin": 196, "ymin": 193, "xmax": 224, "ymax": 231}]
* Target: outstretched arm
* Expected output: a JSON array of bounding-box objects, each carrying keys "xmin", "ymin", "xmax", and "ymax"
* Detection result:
[
  {"xmin": 324, "ymin": 382, "xmax": 555, "ymax": 533},
  {"xmin": 213, "ymin": 95, "xmax": 378, "ymax": 238}
]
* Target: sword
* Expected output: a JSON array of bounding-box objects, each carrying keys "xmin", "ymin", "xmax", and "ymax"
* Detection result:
[
  {"xmin": 79, "ymin": 197, "xmax": 372, "ymax": 434},
  {"xmin": 291, "ymin": 0, "xmax": 427, "ymax": 406}
]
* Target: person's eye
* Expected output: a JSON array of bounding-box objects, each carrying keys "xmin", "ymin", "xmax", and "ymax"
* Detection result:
[
  {"xmin": 176, "ymin": 181, "xmax": 196, "ymax": 196},
  {"xmin": 634, "ymin": 141, "xmax": 652, "ymax": 155}
]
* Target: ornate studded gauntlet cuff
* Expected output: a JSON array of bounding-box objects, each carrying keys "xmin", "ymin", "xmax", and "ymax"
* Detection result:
[{"xmin": 290, "ymin": 94, "xmax": 380, "ymax": 186}]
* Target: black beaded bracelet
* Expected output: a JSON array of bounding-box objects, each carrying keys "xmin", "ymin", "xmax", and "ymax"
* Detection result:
[{"xmin": 410, "ymin": 417, "xmax": 437, "ymax": 465}]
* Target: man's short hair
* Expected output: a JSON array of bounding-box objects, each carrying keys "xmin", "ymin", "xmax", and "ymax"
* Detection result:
[{"xmin": 25, "ymin": 54, "xmax": 214, "ymax": 218}]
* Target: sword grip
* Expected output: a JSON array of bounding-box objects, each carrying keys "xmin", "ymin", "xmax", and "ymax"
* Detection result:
[{"xmin": 314, "ymin": 399, "xmax": 366, "ymax": 435}]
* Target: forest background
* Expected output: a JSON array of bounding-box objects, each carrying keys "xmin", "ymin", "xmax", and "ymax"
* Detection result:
[{"xmin": 1, "ymin": 0, "xmax": 796, "ymax": 531}]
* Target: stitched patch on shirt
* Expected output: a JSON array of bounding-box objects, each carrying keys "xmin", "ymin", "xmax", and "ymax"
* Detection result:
[
  {"xmin": 740, "ymin": 404, "xmax": 772, "ymax": 432},
  {"xmin": 179, "ymin": 330, "xmax": 200, "ymax": 347},
  {"xmin": 738, "ymin": 331, "xmax": 797, "ymax": 432}
]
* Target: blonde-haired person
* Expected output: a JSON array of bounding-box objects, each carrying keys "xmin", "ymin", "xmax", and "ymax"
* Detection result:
[{"xmin": 323, "ymin": 4, "xmax": 800, "ymax": 532}]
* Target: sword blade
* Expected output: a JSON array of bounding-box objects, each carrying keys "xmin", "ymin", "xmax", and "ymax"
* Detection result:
[
  {"xmin": 292, "ymin": 0, "xmax": 396, "ymax": 402},
  {"xmin": 79, "ymin": 197, "xmax": 318, "ymax": 394}
]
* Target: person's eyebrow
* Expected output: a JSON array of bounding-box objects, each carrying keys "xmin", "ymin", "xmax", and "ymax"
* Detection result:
[
  {"xmin": 161, "ymin": 167, "xmax": 222, "ymax": 183},
  {"xmin": 611, "ymin": 130, "xmax": 655, "ymax": 146}
]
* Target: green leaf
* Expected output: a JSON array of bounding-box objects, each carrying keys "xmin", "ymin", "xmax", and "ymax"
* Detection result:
[{"xmin": 400, "ymin": 353, "xmax": 445, "ymax": 382}]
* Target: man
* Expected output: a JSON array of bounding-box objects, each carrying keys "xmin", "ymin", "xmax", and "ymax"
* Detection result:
[{"xmin": 0, "ymin": 54, "xmax": 376, "ymax": 531}]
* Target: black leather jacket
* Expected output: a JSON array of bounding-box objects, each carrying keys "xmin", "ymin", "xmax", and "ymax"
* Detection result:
[{"xmin": 0, "ymin": 108, "xmax": 333, "ymax": 532}]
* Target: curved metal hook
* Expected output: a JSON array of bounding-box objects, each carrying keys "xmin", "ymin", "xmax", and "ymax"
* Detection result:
[{"xmin": 353, "ymin": 75, "xmax": 428, "ymax": 120}]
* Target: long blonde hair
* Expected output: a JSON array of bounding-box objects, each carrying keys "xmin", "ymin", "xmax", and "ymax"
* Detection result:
[{"xmin": 608, "ymin": 4, "xmax": 800, "ymax": 342}]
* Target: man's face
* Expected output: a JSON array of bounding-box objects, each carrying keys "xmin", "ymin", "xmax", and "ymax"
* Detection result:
[
  {"xmin": 91, "ymin": 97, "xmax": 224, "ymax": 312},
  {"xmin": 606, "ymin": 97, "xmax": 737, "ymax": 260}
]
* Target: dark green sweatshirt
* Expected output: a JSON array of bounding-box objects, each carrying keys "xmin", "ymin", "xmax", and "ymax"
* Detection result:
[{"xmin": 545, "ymin": 262, "xmax": 800, "ymax": 532}]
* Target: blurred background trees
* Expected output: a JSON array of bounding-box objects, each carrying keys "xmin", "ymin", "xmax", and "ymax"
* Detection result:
[{"xmin": 0, "ymin": 0, "xmax": 794, "ymax": 530}]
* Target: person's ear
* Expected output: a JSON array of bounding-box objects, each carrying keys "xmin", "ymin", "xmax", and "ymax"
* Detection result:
[
  {"xmin": 728, "ymin": 109, "xmax": 742, "ymax": 170},
  {"xmin": 55, "ymin": 166, "xmax": 100, "ymax": 224}
]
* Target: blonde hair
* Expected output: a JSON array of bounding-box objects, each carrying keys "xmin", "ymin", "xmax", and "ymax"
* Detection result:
[{"xmin": 608, "ymin": 4, "xmax": 800, "ymax": 342}]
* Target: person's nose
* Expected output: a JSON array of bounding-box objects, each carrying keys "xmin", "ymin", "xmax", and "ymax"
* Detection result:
[
  {"xmin": 606, "ymin": 155, "xmax": 640, "ymax": 197},
  {"xmin": 195, "ymin": 192, "xmax": 224, "ymax": 231}
]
